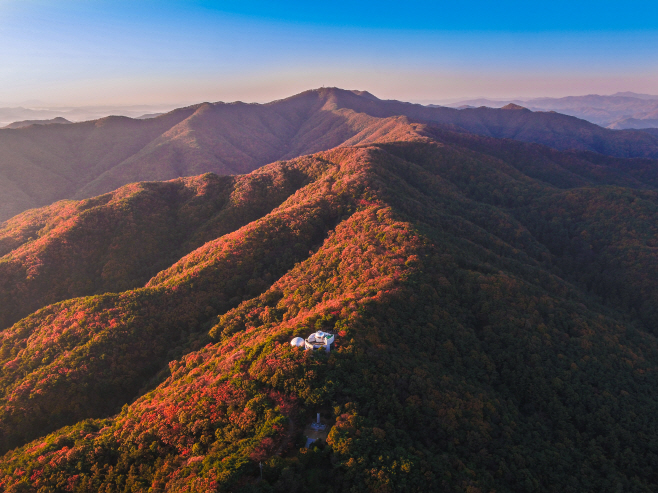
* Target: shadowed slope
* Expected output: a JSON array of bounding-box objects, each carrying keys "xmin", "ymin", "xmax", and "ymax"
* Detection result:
[
  {"xmin": 0, "ymin": 107, "xmax": 198, "ymax": 220},
  {"xmin": 0, "ymin": 92, "xmax": 422, "ymax": 221},
  {"xmin": 77, "ymin": 106, "xmax": 421, "ymax": 199},
  {"xmin": 421, "ymin": 125, "xmax": 658, "ymax": 189}
]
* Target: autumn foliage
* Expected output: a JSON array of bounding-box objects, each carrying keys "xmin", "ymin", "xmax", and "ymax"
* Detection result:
[{"xmin": 2, "ymin": 132, "xmax": 658, "ymax": 491}]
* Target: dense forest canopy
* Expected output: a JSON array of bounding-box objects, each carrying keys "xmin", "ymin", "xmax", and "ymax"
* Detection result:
[{"xmin": 1, "ymin": 117, "xmax": 658, "ymax": 491}]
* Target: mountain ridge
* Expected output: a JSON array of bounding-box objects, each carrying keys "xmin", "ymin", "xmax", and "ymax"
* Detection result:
[
  {"xmin": 442, "ymin": 92, "xmax": 658, "ymax": 128},
  {"xmin": 3, "ymin": 87, "xmax": 658, "ymax": 222}
]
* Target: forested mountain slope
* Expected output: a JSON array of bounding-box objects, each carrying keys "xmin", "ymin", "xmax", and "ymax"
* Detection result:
[
  {"xmin": 0, "ymin": 160, "xmax": 324, "ymax": 331},
  {"xmin": 3, "ymin": 87, "xmax": 658, "ymax": 221},
  {"xmin": 2, "ymin": 132, "xmax": 658, "ymax": 491},
  {"xmin": 3, "ymin": 124, "xmax": 657, "ymax": 335}
]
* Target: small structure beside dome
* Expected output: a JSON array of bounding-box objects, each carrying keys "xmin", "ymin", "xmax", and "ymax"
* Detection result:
[
  {"xmin": 290, "ymin": 331, "xmax": 335, "ymax": 352},
  {"xmin": 290, "ymin": 337, "xmax": 305, "ymax": 348}
]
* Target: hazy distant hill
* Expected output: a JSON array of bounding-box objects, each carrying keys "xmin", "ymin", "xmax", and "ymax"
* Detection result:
[
  {"xmin": 2, "ymin": 87, "xmax": 658, "ymax": 222},
  {"xmin": 2, "ymin": 117, "xmax": 71, "ymax": 129},
  {"xmin": 0, "ymin": 107, "xmax": 65, "ymax": 128},
  {"xmin": 612, "ymin": 91, "xmax": 658, "ymax": 100},
  {"xmin": 607, "ymin": 117, "xmax": 658, "ymax": 130},
  {"xmin": 0, "ymin": 104, "xmax": 180, "ymax": 129},
  {"xmin": 135, "ymin": 112, "xmax": 164, "ymax": 119},
  {"xmin": 443, "ymin": 92, "xmax": 658, "ymax": 128},
  {"xmin": 3, "ymin": 125, "xmax": 658, "ymax": 490}
]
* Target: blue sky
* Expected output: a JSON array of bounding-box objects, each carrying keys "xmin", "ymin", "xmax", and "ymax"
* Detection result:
[{"xmin": 0, "ymin": 0, "xmax": 656, "ymax": 105}]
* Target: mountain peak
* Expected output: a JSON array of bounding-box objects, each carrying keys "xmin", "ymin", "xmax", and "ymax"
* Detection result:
[
  {"xmin": 501, "ymin": 103, "xmax": 528, "ymax": 110},
  {"xmin": 349, "ymin": 89, "xmax": 379, "ymax": 100},
  {"xmin": 284, "ymin": 87, "xmax": 380, "ymax": 102}
]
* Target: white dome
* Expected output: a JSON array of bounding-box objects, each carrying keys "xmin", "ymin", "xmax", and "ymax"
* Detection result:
[{"xmin": 290, "ymin": 337, "xmax": 305, "ymax": 347}]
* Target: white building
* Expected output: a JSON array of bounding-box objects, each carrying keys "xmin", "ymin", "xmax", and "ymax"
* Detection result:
[
  {"xmin": 305, "ymin": 331, "xmax": 335, "ymax": 352},
  {"xmin": 290, "ymin": 331, "xmax": 335, "ymax": 352}
]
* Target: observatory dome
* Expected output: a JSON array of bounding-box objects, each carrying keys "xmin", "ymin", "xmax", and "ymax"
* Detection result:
[{"xmin": 290, "ymin": 337, "xmax": 305, "ymax": 347}]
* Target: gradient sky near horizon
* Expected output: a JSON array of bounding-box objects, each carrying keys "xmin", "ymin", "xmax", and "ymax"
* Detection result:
[{"xmin": 1, "ymin": 0, "xmax": 657, "ymax": 106}]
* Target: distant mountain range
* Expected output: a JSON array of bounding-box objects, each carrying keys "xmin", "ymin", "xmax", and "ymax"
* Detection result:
[
  {"xmin": 439, "ymin": 91, "xmax": 658, "ymax": 129},
  {"xmin": 1, "ymin": 117, "xmax": 71, "ymax": 129},
  {"xmin": 2, "ymin": 87, "xmax": 658, "ymax": 222},
  {"xmin": 0, "ymin": 104, "xmax": 182, "ymax": 129}
]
